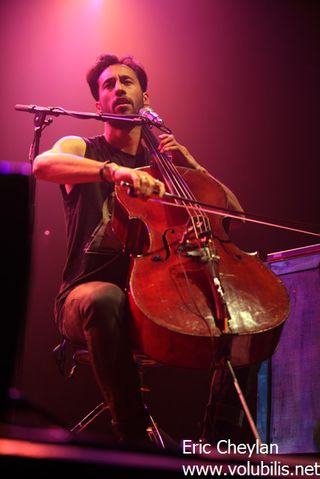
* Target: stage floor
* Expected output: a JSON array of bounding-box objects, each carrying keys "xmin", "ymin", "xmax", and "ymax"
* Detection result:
[{"xmin": 1, "ymin": 425, "xmax": 319, "ymax": 478}]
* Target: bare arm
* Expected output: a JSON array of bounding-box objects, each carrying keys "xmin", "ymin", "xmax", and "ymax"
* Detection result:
[
  {"xmin": 33, "ymin": 136, "xmax": 103, "ymax": 185},
  {"xmin": 33, "ymin": 135, "xmax": 165, "ymax": 198}
]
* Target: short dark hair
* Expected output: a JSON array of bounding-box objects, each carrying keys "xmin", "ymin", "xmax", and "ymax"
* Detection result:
[{"xmin": 86, "ymin": 53, "xmax": 148, "ymax": 101}]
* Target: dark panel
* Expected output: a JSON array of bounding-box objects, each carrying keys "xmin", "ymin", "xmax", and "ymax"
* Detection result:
[{"xmin": 0, "ymin": 168, "xmax": 31, "ymax": 417}]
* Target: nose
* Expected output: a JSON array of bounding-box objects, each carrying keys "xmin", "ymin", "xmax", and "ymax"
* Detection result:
[{"xmin": 114, "ymin": 78, "xmax": 125, "ymax": 95}]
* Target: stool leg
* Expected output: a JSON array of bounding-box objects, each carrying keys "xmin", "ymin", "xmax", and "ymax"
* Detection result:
[
  {"xmin": 136, "ymin": 358, "xmax": 167, "ymax": 449},
  {"xmin": 70, "ymin": 402, "xmax": 109, "ymax": 433},
  {"xmin": 147, "ymin": 413, "xmax": 165, "ymax": 448}
]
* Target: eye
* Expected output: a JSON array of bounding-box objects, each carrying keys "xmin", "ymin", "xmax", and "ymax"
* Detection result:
[{"xmin": 103, "ymin": 79, "xmax": 115, "ymax": 90}]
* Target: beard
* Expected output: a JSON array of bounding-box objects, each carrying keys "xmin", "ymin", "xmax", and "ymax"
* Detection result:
[
  {"xmin": 109, "ymin": 99, "xmax": 144, "ymax": 130},
  {"xmin": 108, "ymin": 118, "xmax": 137, "ymax": 131}
]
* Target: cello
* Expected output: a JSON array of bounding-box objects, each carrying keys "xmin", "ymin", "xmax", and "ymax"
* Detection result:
[{"xmin": 111, "ymin": 116, "xmax": 290, "ymax": 369}]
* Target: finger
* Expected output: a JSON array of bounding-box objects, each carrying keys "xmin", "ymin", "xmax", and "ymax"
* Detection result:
[
  {"xmin": 141, "ymin": 176, "xmax": 165, "ymax": 199},
  {"xmin": 132, "ymin": 172, "xmax": 166, "ymax": 199},
  {"xmin": 161, "ymin": 145, "xmax": 179, "ymax": 154},
  {"xmin": 138, "ymin": 174, "xmax": 153, "ymax": 199},
  {"xmin": 146, "ymin": 176, "xmax": 157, "ymax": 197},
  {"xmin": 158, "ymin": 134, "xmax": 174, "ymax": 149},
  {"xmin": 159, "ymin": 143, "xmax": 178, "ymax": 154},
  {"xmin": 159, "ymin": 135, "xmax": 174, "ymax": 144},
  {"xmin": 148, "ymin": 178, "xmax": 165, "ymax": 197},
  {"xmin": 132, "ymin": 173, "xmax": 142, "ymax": 195},
  {"xmin": 156, "ymin": 180, "xmax": 166, "ymax": 197}
]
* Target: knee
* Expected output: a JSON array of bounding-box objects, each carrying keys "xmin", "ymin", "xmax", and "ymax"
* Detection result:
[{"xmin": 81, "ymin": 282, "xmax": 126, "ymax": 329}]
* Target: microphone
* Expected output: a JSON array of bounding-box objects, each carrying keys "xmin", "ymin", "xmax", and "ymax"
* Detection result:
[{"xmin": 139, "ymin": 106, "xmax": 164, "ymax": 126}]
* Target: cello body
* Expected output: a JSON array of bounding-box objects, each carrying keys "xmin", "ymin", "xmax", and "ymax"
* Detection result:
[{"xmin": 113, "ymin": 166, "xmax": 290, "ymax": 368}]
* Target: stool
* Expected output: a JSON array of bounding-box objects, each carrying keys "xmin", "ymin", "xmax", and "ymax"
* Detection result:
[{"xmin": 53, "ymin": 340, "xmax": 165, "ymax": 448}]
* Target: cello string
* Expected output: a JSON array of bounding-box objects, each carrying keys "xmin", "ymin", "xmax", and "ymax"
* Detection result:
[
  {"xmin": 142, "ymin": 128, "xmax": 203, "ymax": 239},
  {"xmin": 149, "ymin": 142, "xmax": 212, "ymax": 242},
  {"xmin": 159, "ymin": 157, "xmax": 213, "ymax": 236},
  {"xmin": 151, "ymin": 152, "xmax": 228, "ymax": 331},
  {"xmin": 152, "ymin": 152, "xmax": 219, "ymax": 255},
  {"xmin": 142, "ymin": 127, "xmax": 224, "ymax": 290},
  {"xmin": 176, "ymin": 249, "xmax": 220, "ymax": 336},
  {"xmin": 155, "ymin": 153, "xmax": 203, "ymax": 238},
  {"xmin": 149, "ymin": 138, "xmax": 217, "ymax": 241},
  {"xmin": 143, "ymin": 140, "xmax": 223, "ymax": 330},
  {"xmin": 146, "ymin": 139, "xmax": 195, "ymax": 210}
]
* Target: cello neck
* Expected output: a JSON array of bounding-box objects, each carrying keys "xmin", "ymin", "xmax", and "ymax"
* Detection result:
[{"xmin": 141, "ymin": 124, "xmax": 190, "ymax": 198}]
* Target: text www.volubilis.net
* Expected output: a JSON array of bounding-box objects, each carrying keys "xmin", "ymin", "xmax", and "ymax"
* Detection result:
[{"xmin": 182, "ymin": 460, "xmax": 320, "ymax": 477}]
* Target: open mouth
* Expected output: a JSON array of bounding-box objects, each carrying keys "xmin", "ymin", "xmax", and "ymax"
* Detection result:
[{"xmin": 113, "ymin": 98, "xmax": 132, "ymax": 109}]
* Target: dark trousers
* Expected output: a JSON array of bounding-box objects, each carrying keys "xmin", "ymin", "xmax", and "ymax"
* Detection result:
[
  {"xmin": 60, "ymin": 281, "xmax": 149, "ymax": 439},
  {"xmin": 60, "ymin": 280, "xmax": 259, "ymax": 443}
]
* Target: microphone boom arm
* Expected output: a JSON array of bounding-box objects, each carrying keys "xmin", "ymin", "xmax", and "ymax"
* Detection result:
[{"xmin": 15, "ymin": 104, "xmax": 171, "ymax": 131}]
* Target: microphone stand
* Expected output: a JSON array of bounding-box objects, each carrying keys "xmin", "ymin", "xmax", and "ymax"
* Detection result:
[
  {"xmin": 28, "ymin": 111, "xmax": 53, "ymax": 235},
  {"xmin": 15, "ymin": 103, "xmax": 163, "ymax": 127}
]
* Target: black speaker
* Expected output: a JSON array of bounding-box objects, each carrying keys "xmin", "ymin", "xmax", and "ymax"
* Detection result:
[
  {"xmin": 0, "ymin": 165, "xmax": 31, "ymax": 417},
  {"xmin": 257, "ymin": 243, "xmax": 320, "ymax": 453}
]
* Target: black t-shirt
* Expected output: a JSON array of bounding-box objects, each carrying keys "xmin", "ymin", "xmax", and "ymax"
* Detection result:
[{"xmin": 54, "ymin": 134, "xmax": 149, "ymax": 325}]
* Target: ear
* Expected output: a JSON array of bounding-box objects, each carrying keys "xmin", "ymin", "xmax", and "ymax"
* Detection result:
[
  {"xmin": 96, "ymin": 101, "xmax": 102, "ymax": 113},
  {"xmin": 142, "ymin": 92, "xmax": 150, "ymax": 106}
]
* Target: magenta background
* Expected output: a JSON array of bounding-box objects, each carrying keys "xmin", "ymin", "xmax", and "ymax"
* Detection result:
[{"xmin": 1, "ymin": 0, "xmax": 319, "ymax": 442}]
